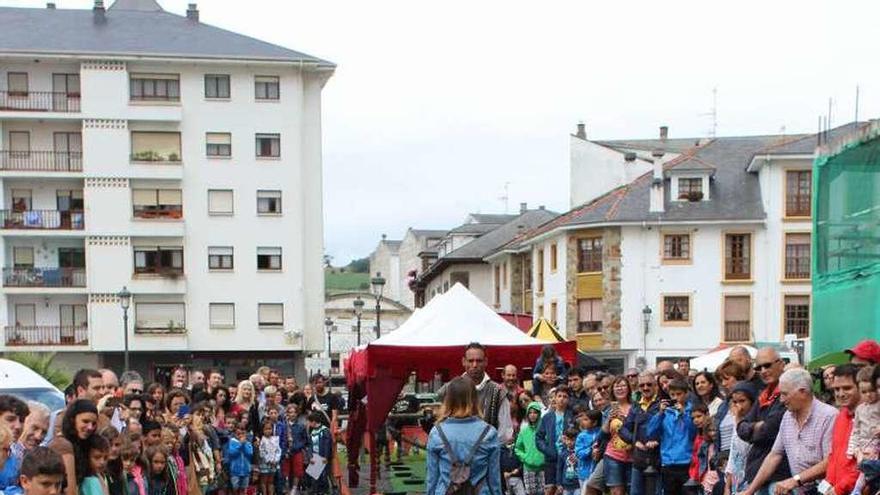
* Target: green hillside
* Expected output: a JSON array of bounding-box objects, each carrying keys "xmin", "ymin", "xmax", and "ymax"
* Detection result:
[{"xmin": 325, "ymin": 269, "xmax": 370, "ymax": 294}]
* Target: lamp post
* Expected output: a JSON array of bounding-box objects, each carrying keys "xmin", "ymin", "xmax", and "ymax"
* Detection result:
[
  {"xmin": 118, "ymin": 286, "xmax": 132, "ymax": 371},
  {"xmin": 370, "ymin": 272, "xmax": 386, "ymax": 338},
  {"xmin": 324, "ymin": 317, "xmax": 334, "ymax": 359},
  {"xmin": 642, "ymin": 305, "xmax": 652, "ymax": 360},
  {"xmin": 353, "ymin": 296, "xmax": 364, "ymax": 346}
]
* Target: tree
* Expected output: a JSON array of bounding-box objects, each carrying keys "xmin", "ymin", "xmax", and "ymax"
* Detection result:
[
  {"xmin": 323, "ymin": 254, "xmax": 334, "ymax": 268},
  {"xmin": 347, "ymin": 257, "xmax": 370, "ymax": 273},
  {"xmin": 5, "ymin": 352, "xmax": 70, "ymax": 390}
]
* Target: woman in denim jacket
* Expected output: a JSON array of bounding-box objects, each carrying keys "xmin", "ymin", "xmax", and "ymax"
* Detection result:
[{"xmin": 426, "ymin": 376, "xmax": 502, "ymax": 495}]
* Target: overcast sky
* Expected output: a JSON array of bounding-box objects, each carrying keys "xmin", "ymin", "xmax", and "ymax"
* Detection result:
[{"xmin": 9, "ymin": 0, "xmax": 880, "ymax": 264}]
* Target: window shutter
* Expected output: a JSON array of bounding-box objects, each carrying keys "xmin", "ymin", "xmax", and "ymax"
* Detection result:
[
  {"xmin": 158, "ymin": 189, "xmax": 182, "ymax": 206},
  {"xmin": 8, "ymin": 73, "xmax": 28, "ymax": 93},
  {"xmin": 724, "ymin": 296, "xmax": 750, "ymax": 321},
  {"xmin": 208, "ymin": 246, "xmax": 233, "ymax": 256},
  {"xmin": 786, "ymin": 233, "xmax": 810, "ymax": 246},
  {"xmin": 209, "ymin": 303, "xmax": 235, "ymax": 327},
  {"xmin": 206, "ymin": 133, "xmax": 231, "ymax": 145},
  {"xmin": 132, "ymin": 189, "xmax": 158, "ymax": 206},
  {"xmin": 208, "ymin": 190, "xmax": 233, "ymax": 214},
  {"xmin": 259, "ymin": 304, "xmax": 283, "ymax": 325},
  {"xmin": 136, "ymin": 303, "xmax": 185, "ymax": 329},
  {"xmin": 13, "ymin": 248, "xmax": 34, "ymax": 265}
]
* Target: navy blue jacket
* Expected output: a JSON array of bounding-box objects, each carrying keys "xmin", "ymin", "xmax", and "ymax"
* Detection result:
[
  {"xmin": 277, "ymin": 419, "xmax": 308, "ymax": 457},
  {"xmin": 618, "ymin": 397, "xmax": 661, "ymax": 446},
  {"xmin": 535, "ymin": 409, "xmax": 574, "ymax": 464}
]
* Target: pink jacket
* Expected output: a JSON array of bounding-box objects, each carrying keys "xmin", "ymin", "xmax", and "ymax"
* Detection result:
[{"xmin": 129, "ymin": 465, "xmax": 147, "ymax": 495}]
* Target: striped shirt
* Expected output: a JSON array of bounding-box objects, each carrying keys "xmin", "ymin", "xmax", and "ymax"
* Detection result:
[{"xmin": 771, "ymin": 398, "xmax": 838, "ymax": 491}]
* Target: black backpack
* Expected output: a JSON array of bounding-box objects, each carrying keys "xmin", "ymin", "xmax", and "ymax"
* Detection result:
[{"xmin": 435, "ymin": 423, "xmax": 492, "ymax": 495}]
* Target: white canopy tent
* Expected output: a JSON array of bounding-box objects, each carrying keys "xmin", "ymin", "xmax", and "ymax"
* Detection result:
[{"xmin": 689, "ymin": 345, "xmax": 757, "ymax": 372}]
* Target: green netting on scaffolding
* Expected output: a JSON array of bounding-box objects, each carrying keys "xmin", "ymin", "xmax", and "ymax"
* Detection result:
[{"xmin": 812, "ymin": 123, "xmax": 880, "ymax": 359}]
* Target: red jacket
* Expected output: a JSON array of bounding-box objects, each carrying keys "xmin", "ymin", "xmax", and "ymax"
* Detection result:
[{"xmin": 827, "ymin": 406, "xmax": 859, "ymax": 495}]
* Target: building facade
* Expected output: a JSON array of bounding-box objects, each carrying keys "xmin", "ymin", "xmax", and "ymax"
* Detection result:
[{"xmin": 0, "ymin": 0, "xmax": 333, "ymax": 378}]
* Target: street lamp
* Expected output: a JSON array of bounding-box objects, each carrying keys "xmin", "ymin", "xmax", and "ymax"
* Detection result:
[
  {"xmin": 353, "ymin": 296, "xmax": 364, "ymax": 346},
  {"xmin": 324, "ymin": 317, "xmax": 334, "ymax": 359},
  {"xmin": 370, "ymin": 272, "xmax": 386, "ymax": 338},
  {"xmin": 641, "ymin": 305, "xmax": 652, "ymax": 360},
  {"xmin": 117, "ymin": 286, "xmax": 132, "ymax": 371}
]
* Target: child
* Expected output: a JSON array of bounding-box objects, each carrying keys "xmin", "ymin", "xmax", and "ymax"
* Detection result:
[
  {"xmin": 536, "ymin": 363, "xmax": 561, "ymax": 406},
  {"xmin": 98, "ymin": 426, "xmax": 124, "ymax": 495},
  {"xmin": 79, "ymin": 434, "xmax": 110, "ymax": 495},
  {"xmin": 556, "ymin": 429, "xmax": 580, "ymax": 495},
  {"xmin": 160, "ymin": 428, "xmax": 186, "ymax": 495},
  {"xmin": 574, "ymin": 410, "xmax": 603, "ymax": 492},
  {"xmin": 305, "ymin": 412, "xmax": 332, "ymax": 495},
  {"xmin": 279, "ymin": 403, "xmax": 308, "ymax": 495},
  {"xmin": 646, "ymin": 378, "xmax": 697, "ymax": 495},
  {"xmin": 226, "ymin": 425, "xmax": 254, "ymax": 495},
  {"xmin": 849, "ymin": 366, "xmax": 880, "ymax": 462},
  {"xmin": 121, "ymin": 439, "xmax": 147, "ymax": 495},
  {"xmin": 514, "ymin": 402, "xmax": 545, "ymax": 495},
  {"xmin": 686, "ymin": 403, "xmax": 710, "ymax": 495},
  {"xmin": 501, "ymin": 443, "xmax": 526, "ymax": 495},
  {"xmin": 144, "ymin": 446, "xmax": 172, "ymax": 495},
  {"xmin": 699, "ymin": 421, "xmax": 721, "ymax": 495},
  {"xmin": 258, "ymin": 420, "xmax": 281, "ymax": 495},
  {"xmin": 19, "ymin": 447, "xmax": 65, "ymax": 495},
  {"xmin": 536, "ymin": 387, "xmax": 573, "ymax": 495},
  {"xmin": 0, "ymin": 424, "xmax": 22, "ymax": 495},
  {"xmin": 725, "ymin": 382, "xmax": 755, "ymax": 495}
]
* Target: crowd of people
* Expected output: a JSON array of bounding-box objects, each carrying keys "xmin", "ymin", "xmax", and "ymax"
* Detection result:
[
  {"xmin": 0, "ymin": 365, "xmax": 345, "ymax": 495},
  {"xmin": 426, "ymin": 340, "xmax": 880, "ymax": 495}
]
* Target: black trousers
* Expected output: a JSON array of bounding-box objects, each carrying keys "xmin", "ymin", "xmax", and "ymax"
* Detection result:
[{"xmin": 660, "ymin": 464, "xmax": 691, "ymax": 495}]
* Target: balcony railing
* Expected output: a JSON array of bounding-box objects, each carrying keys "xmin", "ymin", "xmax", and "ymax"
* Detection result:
[
  {"xmin": 3, "ymin": 267, "xmax": 86, "ymax": 288},
  {"xmin": 0, "ymin": 91, "xmax": 81, "ymax": 113},
  {"xmin": 4, "ymin": 325, "xmax": 88, "ymax": 346},
  {"xmin": 130, "ymin": 151, "xmax": 182, "ymax": 163},
  {"xmin": 724, "ymin": 321, "xmax": 751, "ymax": 342},
  {"xmin": 0, "ymin": 151, "xmax": 83, "ymax": 172},
  {"xmin": 0, "ymin": 210, "xmax": 84, "ymax": 230}
]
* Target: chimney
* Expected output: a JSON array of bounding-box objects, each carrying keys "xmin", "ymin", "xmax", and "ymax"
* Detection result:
[
  {"xmin": 381, "ymin": 234, "xmax": 387, "ymax": 241},
  {"xmin": 538, "ymin": 205, "xmax": 545, "ymax": 210},
  {"xmin": 575, "ymin": 122, "xmax": 587, "ymax": 140},
  {"xmin": 186, "ymin": 3, "xmax": 199, "ymax": 22},
  {"xmin": 649, "ymin": 148, "xmax": 666, "ymax": 213},
  {"xmin": 520, "ymin": 202, "xmax": 528, "ymax": 214},
  {"xmin": 659, "ymin": 125, "xmax": 669, "ymax": 141},
  {"xmin": 46, "ymin": 2, "xmax": 56, "ymax": 9},
  {"xmin": 93, "ymin": 0, "xmax": 105, "ymax": 22}
]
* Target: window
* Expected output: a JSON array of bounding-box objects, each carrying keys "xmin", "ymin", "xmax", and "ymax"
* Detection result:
[
  {"xmin": 784, "ymin": 233, "xmax": 811, "ymax": 280},
  {"xmin": 255, "ymin": 134, "xmax": 280, "ymax": 158},
  {"xmin": 135, "ymin": 303, "xmax": 185, "ymax": 333},
  {"xmin": 132, "ymin": 189, "xmax": 182, "ymax": 219},
  {"xmin": 208, "ymin": 247, "xmax": 234, "ymax": 270},
  {"xmin": 204, "ymin": 74, "xmax": 230, "ymax": 99},
  {"xmin": 207, "ymin": 190, "xmax": 234, "ymax": 216},
  {"xmin": 11, "ymin": 189, "xmax": 32, "ymax": 211},
  {"xmin": 257, "ymin": 247, "xmax": 282, "ymax": 270},
  {"xmin": 7, "ymin": 73, "xmax": 28, "ymax": 96},
  {"xmin": 206, "ymin": 133, "xmax": 231, "ymax": 157},
  {"xmin": 58, "ymin": 248, "xmax": 85, "ymax": 268},
  {"xmin": 550, "ymin": 302, "xmax": 558, "ymax": 324},
  {"xmin": 450, "ymin": 271, "xmax": 469, "ymax": 289},
  {"xmin": 258, "ymin": 303, "xmax": 284, "ymax": 327},
  {"xmin": 578, "ymin": 298, "xmax": 603, "ymax": 333},
  {"xmin": 9, "ymin": 132, "xmax": 30, "ymax": 154},
  {"xmin": 724, "ymin": 233, "xmax": 751, "ymax": 280},
  {"xmin": 130, "ymin": 132, "xmax": 182, "ymax": 162},
  {"xmin": 257, "ymin": 190, "xmax": 282, "ymax": 215},
  {"xmin": 577, "ymin": 237, "xmax": 603, "ymax": 272},
  {"xmin": 785, "ymin": 170, "xmax": 812, "ymax": 217},
  {"xmin": 15, "ymin": 305, "xmax": 35, "ymax": 327},
  {"xmin": 53, "ymin": 132, "xmax": 82, "ymax": 170},
  {"xmin": 255, "ymin": 76, "xmax": 280, "ymax": 100},
  {"xmin": 13, "ymin": 247, "xmax": 34, "ymax": 268},
  {"xmin": 130, "ymin": 74, "xmax": 180, "ymax": 102},
  {"xmin": 60, "ymin": 304, "xmax": 87, "ymax": 328},
  {"xmin": 678, "ymin": 178, "xmax": 703, "ymax": 199},
  {"xmin": 723, "ymin": 295, "xmax": 751, "ymax": 342},
  {"xmin": 523, "ymin": 255, "xmax": 532, "ymax": 291},
  {"xmin": 494, "ymin": 265, "xmax": 501, "ymax": 305},
  {"xmin": 52, "ymin": 74, "xmax": 80, "ymax": 96},
  {"xmin": 550, "ymin": 243, "xmax": 558, "ymax": 271},
  {"xmin": 784, "ymin": 295, "xmax": 810, "ymax": 338},
  {"xmin": 537, "ymin": 249, "xmax": 545, "ymax": 292},
  {"xmin": 662, "ymin": 295, "xmax": 690, "ymax": 323},
  {"xmin": 209, "ymin": 303, "xmax": 235, "ymax": 329},
  {"xmin": 56, "ymin": 190, "xmax": 84, "ymax": 212},
  {"xmin": 134, "ymin": 247, "xmax": 184, "ymax": 274},
  {"xmin": 663, "ymin": 233, "xmax": 691, "ymax": 261}
]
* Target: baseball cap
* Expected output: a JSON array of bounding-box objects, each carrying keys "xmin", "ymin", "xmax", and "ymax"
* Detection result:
[{"xmin": 846, "ymin": 339, "xmax": 880, "ymax": 364}]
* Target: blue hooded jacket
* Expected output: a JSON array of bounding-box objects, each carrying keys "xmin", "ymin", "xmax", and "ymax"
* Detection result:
[{"xmin": 645, "ymin": 402, "xmax": 697, "ymax": 466}]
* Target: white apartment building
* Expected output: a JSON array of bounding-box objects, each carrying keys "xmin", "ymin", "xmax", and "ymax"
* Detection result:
[{"xmin": 0, "ymin": 0, "xmax": 333, "ymax": 378}]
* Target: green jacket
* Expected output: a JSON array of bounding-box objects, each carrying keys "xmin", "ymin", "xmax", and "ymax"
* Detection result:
[{"xmin": 514, "ymin": 402, "xmax": 545, "ymax": 471}]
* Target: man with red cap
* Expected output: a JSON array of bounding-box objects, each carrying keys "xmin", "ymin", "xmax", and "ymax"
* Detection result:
[{"xmin": 846, "ymin": 340, "xmax": 880, "ymax": 366}]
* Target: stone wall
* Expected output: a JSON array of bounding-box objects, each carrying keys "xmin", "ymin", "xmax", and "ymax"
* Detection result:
[{"xmin": 602, "ymin": 227, "xmax": 622, "ymax": 349}]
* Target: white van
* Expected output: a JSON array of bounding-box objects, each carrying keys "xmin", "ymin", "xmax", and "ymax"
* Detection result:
[{"xmin": 0, "ymin": 358, "xmax": 65, "ymax": 412}]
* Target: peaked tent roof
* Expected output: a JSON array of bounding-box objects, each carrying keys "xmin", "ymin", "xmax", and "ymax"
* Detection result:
[
  {"xmin": 373, "ymin": 283, "xmax": 544, "ymax": 347},
  {"xmin": 527, "ymin": 318, "xmax": 566, "ymax": 342},
  {"xmin": 0, "ymin": 4, "xmax": 333, "ymax": 66}
]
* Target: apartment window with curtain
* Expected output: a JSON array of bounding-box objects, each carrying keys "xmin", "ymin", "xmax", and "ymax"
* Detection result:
[
  {"xmin": 7, "ymin": 73, "xmax": 28, "ymax": 96},
  {"xmin": 206, "ymin": 133, "xmax": 231, "ymax": 157},
  {"xmin": 784, "ymin": 295, "xmax": 810, "ymax": 338},
  {"xmin": 132, "ymin": 189, "xmax": 182, "ymax": 219},
  {"xmin": 204, "ymin": 74, "xmax": 230, "ymax": 99},
  {"xmin": 207, "ymin": 190, "xmax": 234, "ymax": 215},
  {"xmin": 134, "ymin": 247, "xmax": 184, "ymax": 274},
  {"xmin": 208, "ymin": 247, "xmax": 234, "ymax": 270},
  {"xmin": 724, "ymin": 233, "xmax": 751, "ymax": 280},
  {"xmin": 724, "ymin": 295, "xmax": 751, "ymax": 342},
  {"xmin": 677, "ymin": 178, "xmax": 703, "ymax": 199},
  {"xmin": 662, "ymin": 295, "xmax": 690, "ymax": 323},
  {"xmin": 663, "ymin": 233, "xmax": 691, "ymax": 261},
  {"xmin": 257, "ymin": 247, "xmax": 282, "ymax": 271},
  {"xmin": 209, "ymin": 303, "xmax": 235, "ymax": 329},
  {"xmin": 11, "ymin": 189, "xmax": 32, "ymax": 211},
  {"xmin": 578, "ymin": 237, "xmax": 603, "ymax": 272},
  {"xmin": 537, "ymin": 249, "xmax": 545, "ymax": 292},
  {"xmin": 255, "ymin": 134, "xmax": 280, "ymax": 157},
  {"xmin": 578, "ymin": 298, "xmax": 602, "ymax": 333},
  {"xmin": 130, "ymin": 131, "xmax": 182, "ymax": 163},
  {"xmin": 258, "ymin": 303, "xmax": 284, "ymax": 328},
  {"xmin": 785, "ymin": 170, "xmax": 812, "ymax": 217},
  {"xmin": 257, "ymin": 190, "xmax": 282, "ymax": 215},
  {"xmin": 135, "ymin": 303, "xmax": 185, "ymax": 333},
  {"xmin": 13, "ymin": 247, "xmax": 34, "ymax": 268},
  {"xmin": 784, "ymin": 233, "xmax": 811, "ymax": 280},
  {"xmin": 130, "ymin": 73, "xmax": 180, "ymax": 101},
  {"xmin": 254, "ymin": 76, "xmax": 280, "ymax": 100}
]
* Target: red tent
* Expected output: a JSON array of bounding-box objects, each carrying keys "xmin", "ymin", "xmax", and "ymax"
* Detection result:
[{"xmin": 343, "ymin": 284, "xmax": 577, "ymax": 491}]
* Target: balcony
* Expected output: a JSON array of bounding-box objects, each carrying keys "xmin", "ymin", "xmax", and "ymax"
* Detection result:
[
  {"xmin": 4, "ymin": 325, "xmax": 88, "ymax": 347},
  {"xmin": 724, "ymin": 321, "xmax": 751, "ymax": 342},
  {"xmin": 0, "ymin": 210, "xmax": 84, "ymax": 231},
  {"xmin": 0, "ymin": 91, "xmax": 81, "ymax": 113},
  {"xmin": 0, "ymin": 151, "xmax": 82, "ymax": 172},
  {"xmin": 3, "ymin": 267, "xmax": 86, "ymax": 288},
  {"xmin": 129, "ymin": 151, "xmax": 181, "ymax": 164}
]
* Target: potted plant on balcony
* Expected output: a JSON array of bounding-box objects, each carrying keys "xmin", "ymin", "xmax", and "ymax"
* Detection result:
[
  {"xmin": 685, "ymin": 191, "xmax": 704, "ymax": 202},
  {"xmin": 167, "ymin": 152, "xmax": 180, "ymax": 162}
]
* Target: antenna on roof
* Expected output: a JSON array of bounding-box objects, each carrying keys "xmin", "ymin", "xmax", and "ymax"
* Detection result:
[
  {"xmin": 498, "ymin": 182, "xmax": 510, "ymax": 214},
  {"xmin": 699, "ymin": 87, "xmax": 718, "ymax": 138},
  {"xmin": 827, "ymin": 97, "xmax": 833, "ymax": 131}
]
